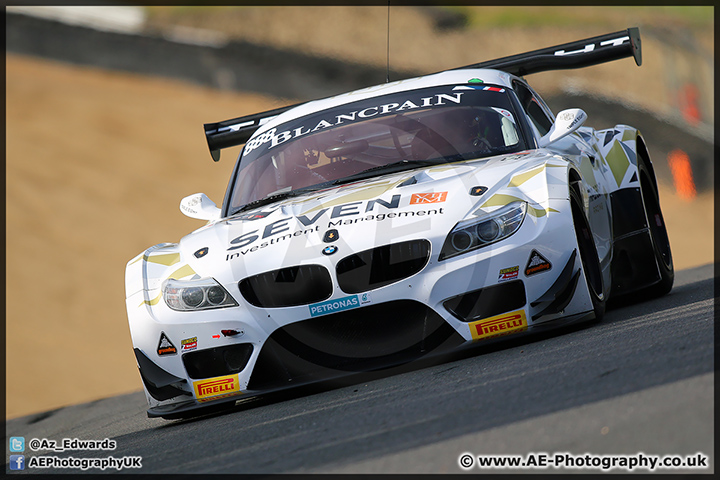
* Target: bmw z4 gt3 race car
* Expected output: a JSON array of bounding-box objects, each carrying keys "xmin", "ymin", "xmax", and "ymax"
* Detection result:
[{"xmin": 125, "ymin": 27, "xmax": 673, "ymax": 418}]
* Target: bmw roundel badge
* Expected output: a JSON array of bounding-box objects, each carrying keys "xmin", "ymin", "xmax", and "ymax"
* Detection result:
[{"xmin": 322, "ymin": 245, "xmax": 338, "ymax": 256}]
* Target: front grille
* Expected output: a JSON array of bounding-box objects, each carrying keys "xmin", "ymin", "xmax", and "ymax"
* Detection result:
[
  {"xmin": 336, "ymin": 239, "xmax": 431, "ymax": 294},
  {"xmin": 248, "ymin": 300, "xmax": 465, "ymax": 390},
  {"xmin": 239, "ymin": 264, "xmax": 333, "ymax": 308},
  {"xmin": 443, "ymin": 280, "xmax": 526, "ymax": 322},
  {"xmin": 182, "ymin": 344, "xmax": 254, "ymax": 379}
]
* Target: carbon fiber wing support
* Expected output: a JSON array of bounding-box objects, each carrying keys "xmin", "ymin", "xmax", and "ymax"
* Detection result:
[{"xmin": 204, "ymin": 27, "xmax": 641, "ymax": 161}]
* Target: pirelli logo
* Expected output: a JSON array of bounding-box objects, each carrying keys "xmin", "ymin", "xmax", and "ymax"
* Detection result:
[
  {"xmin": 193, "ymin": 374, "xmax": 241, "ymax": 400},
  {"xmin": 468, "ymin": 309, "xmax": 528, "ymax": 341}
]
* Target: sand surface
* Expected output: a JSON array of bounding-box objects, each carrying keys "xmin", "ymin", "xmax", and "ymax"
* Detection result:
[{"xmin": 5, "ymin": 52, "xmax": 713, "ymax": 419}]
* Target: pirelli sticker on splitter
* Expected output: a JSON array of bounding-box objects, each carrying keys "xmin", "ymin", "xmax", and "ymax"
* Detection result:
[
  {"xmin": 193, "ymin": 374, "xmax": 241, "ymax": 401},
  {"xmin": 468, "ymin": 310, "xmax": 528, "ymax": 341}
]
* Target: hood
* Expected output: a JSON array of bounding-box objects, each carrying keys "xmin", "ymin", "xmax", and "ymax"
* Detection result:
[{"xmin": 178, "ymin": 151, "xmax": 557, "ymax": 283}]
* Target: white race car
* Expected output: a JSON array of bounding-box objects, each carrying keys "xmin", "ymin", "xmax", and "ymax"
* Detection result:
[{"xmin": 125, "ymin": 27, "xmax": 673, "ymax": 419}]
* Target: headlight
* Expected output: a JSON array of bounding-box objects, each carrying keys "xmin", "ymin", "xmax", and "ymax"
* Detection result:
[
  {"xmin": 439, "ymin": 201, "xmax": 527, "ymax": 260},
  {"xmin": 163, "ymin": 277, "xmax": 238, "ymax": 311}
]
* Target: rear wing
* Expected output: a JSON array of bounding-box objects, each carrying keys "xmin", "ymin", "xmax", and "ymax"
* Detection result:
[
  {"xmin": 204, "ymin": 27, "xmax": 641, "ymax": 161},
  {"xmin": 450, "ymin": 27, "xmax": 641, "ymax": 76}
]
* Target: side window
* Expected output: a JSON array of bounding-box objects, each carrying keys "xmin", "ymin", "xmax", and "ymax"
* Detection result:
[{"xmin": 513, "ymin": 81, "xmax": 554, "ymax": 137}]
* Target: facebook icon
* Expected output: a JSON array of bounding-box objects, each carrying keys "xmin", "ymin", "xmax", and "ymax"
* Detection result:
[{"xmin": 9, "ymin": 455, "xmax": 25, "ymax": 470}]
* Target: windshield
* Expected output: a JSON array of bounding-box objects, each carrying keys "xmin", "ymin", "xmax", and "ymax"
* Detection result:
[{"xmin": 226, "ymin": 84, "xmax": 526, "ymax": 214}]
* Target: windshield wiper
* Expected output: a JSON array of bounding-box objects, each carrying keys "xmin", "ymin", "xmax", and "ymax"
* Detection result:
[
  {"xmin": 331, "ymin": 158, "xmax": 445, "ymax": 186},
  {"xmin": 231, "ymin": 185, "xmax": 328, "ymax": 216}
]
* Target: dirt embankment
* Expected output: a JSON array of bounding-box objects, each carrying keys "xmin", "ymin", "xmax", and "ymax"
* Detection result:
[{"xmin": 6, "ymin": 54, "xmax": 281, "ymax": 419}]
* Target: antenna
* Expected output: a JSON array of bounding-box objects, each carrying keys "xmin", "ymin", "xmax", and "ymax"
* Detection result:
[{"xmin": 386, "ymin": 2, "xmax": 390, "ymax": 83}]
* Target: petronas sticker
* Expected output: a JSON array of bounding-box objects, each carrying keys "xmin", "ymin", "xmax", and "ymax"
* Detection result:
[
  {"xmin": 157, "ymin": 331, "xmax": 177, "ymax": 356},
  {"xmin": 525, "ymin": 250, "xmax": 552, "ymax": 276}
]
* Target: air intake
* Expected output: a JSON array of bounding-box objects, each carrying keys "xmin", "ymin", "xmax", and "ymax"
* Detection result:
[
  {"xmin": 443, "ymin": 280, "xmax": 526, "ymax": 322},
  {"xmin": 336, "ymin": 239, "xmax": 431, "ymax": 294},
  {"xmin": 182, "ymin": 344, "xmax": 254, "ymax": 380},
  {"xmin": 239, "ymin": 264, "xmax": 333, "ymax": 308},
  {"xmin": 248, "ymin": 300, "xmax": 465, "ymax": 390}
]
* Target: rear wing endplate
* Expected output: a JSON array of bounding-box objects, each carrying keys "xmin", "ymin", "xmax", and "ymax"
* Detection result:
[
  {"xmin": 203, "ymin": 103, "xmax": 301, "ymax": 162},
  {"xmin": 204, "ymin": 27, "xmax": 641, "ymax": 161}
]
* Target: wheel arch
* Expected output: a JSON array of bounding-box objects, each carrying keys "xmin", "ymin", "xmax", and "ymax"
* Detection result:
[
  {"xmin": 568, "ymin": 166, "xmax": 583, "ymax": 187},
  {"xmin": 607, "ymin": 130, "xmax": 673, "ymax": 299},
  {"xmin": 635, "ymin": 133, "xmax": 660, "ymax": 194},
  {"xmin": 567, "ymin": 166, "xmax": 587, "ymax": 216}
]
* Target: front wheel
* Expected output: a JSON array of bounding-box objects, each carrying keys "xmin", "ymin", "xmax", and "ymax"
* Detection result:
[{"xmin": 570, "ymin": 185, "xmax": 606, "ymax": 322}]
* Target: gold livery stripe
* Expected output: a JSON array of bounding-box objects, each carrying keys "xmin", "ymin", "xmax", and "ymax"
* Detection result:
[
  {"xmin": 139, "ymin": 292, "xmax": 162, "ymax": 307},
  {"xmin": 168, "ymin": 264, "xmax": 196, "ymax": 280},
  {"xmin": 480, "ymin": 194, "xmax": 558, "ymax": 218}
]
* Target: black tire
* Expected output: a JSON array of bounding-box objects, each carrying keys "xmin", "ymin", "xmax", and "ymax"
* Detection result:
[
  {"xmin": 637, "ymin": 159, "xmax": 674, "ymax": 297},
  {"xmin": 570, "ymin": 185, "xmax": 606, "ymax": 322}
]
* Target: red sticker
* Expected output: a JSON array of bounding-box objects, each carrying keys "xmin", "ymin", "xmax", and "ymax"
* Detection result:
[{"xmin": 410, "ymin": 192, "xmax": 448, "ymax": 205}]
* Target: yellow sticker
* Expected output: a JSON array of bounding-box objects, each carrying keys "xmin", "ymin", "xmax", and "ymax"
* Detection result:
[
  {"xmin": 468, "ymin": 309, "xmax": 528, "ymax": 341},
  {"xmin": 193, "ymin": 374, "xmax": 241, "ymax": 400}
]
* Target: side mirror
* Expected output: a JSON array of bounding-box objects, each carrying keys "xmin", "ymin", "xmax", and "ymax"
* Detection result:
[
  {"xmin": 179, "ymin": 193, "xmax": 221, "ymax": 221},
  {"xmin": 538, "ymin": 108, "xmax": 587, "ymax": 148}
]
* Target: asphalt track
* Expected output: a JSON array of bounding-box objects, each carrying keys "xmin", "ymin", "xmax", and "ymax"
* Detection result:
[{"xmin": 6, "ymin": 264, "xmax": 714, "ymax": 474}]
